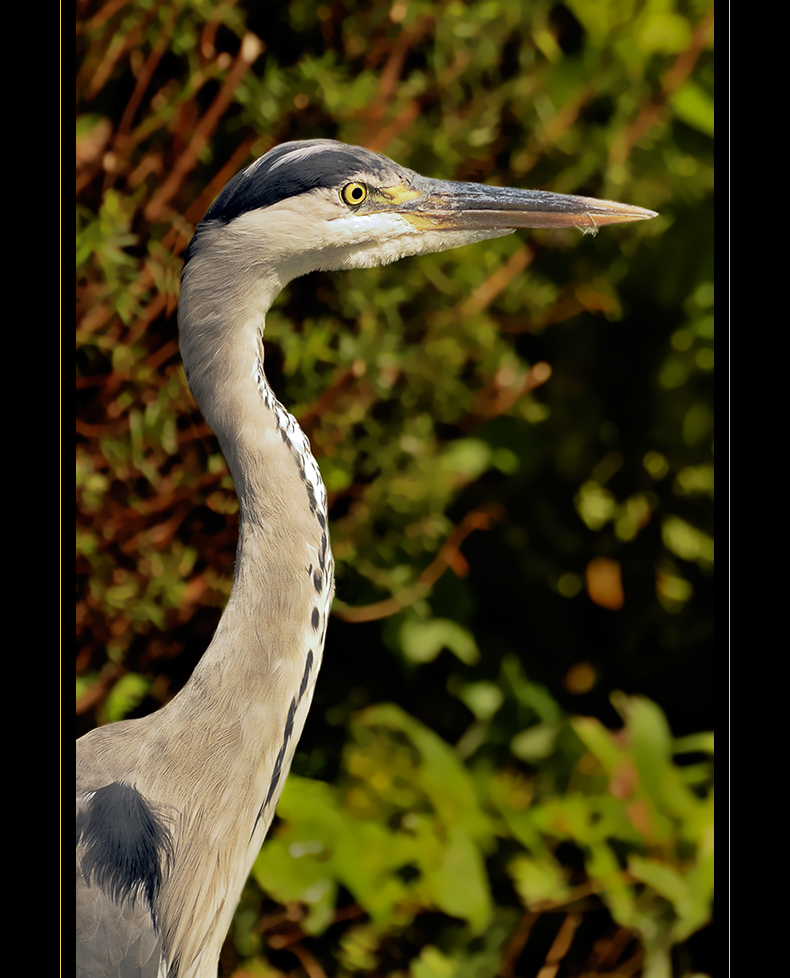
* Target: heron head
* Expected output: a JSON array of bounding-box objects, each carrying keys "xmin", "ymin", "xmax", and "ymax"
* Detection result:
[{"xmin": 183, "ymin": 139, "xmax": 657, "ymax": 284}]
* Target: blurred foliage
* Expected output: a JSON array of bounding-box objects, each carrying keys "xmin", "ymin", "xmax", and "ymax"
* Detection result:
[
  {"xmin": 76, "ymin": 0, "xmax": 714, "ymax": 975},
  {"xmin": 252, "ymin": 687, "xmax": 712, "ymax": 978}
]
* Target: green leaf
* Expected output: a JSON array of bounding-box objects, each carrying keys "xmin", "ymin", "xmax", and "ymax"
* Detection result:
[
  {"xmin": 104, "ymin": 673, "xmax": 151, "ymax": 722},
  {"xmin": 671, "ymin": 81, "xmax": 714, "ymax": 137},
  {"xmin": 508, "ymin": 853, "xmax": 569, "ymax": 906},
  {"xmin": 510, "ymin": 720, "xmax": 562, "ymax": 761},
  {"xmin": 428, "ymin": 825, "xmax": 493, "ymax": 932},
  {"xmin": 399, "ymin": 616, "xmax": 480, "ymax": 665}
]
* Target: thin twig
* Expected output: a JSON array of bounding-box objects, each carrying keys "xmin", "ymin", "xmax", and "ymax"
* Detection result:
[
  {"xmin": 536, "ymin": 913, "xmax": 583, "ymax": 978},
  {"xmin": 333, "ymin": 502, "xmax": 504, "ymax": 622}
]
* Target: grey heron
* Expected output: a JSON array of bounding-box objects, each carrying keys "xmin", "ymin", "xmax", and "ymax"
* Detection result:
[{"xmin": 76, "ymin": 138, "xmax": 656, "ymax": 978}]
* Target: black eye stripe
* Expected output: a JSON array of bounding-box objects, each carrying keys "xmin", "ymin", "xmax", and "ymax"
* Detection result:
[{"xmin": 199, "ymin": 143, "xmax": 395, "ymax": 225}]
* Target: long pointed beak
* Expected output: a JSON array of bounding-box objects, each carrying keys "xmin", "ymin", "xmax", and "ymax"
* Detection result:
[{"xmin": 395, "ymin": 176, "xmax": 657, "ymax": 233}]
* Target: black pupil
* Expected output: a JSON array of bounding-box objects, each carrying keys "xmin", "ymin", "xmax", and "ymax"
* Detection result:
[{"xmin": 350, "ymin": 186, "xmax": 363, "ymax": 201}]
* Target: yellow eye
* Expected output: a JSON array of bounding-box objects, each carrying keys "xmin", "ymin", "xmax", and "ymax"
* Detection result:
[{"xmin": 341, "ymin": 182, "xmax": 368, "ymax": 207}]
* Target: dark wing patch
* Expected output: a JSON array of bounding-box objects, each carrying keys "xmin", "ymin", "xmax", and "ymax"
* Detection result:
[
  {"xmin": 76, "ymin": 782, "xmax": 173, "ymax": 919},
  {"xmin": 76, "ymin": 782, "xmax": 173, "ymax": 978}
]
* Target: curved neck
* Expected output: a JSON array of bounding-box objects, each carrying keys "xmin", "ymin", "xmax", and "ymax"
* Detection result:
[{"xmin": 175, "ymin": 254, "xmax": 334, "ymax": 728}]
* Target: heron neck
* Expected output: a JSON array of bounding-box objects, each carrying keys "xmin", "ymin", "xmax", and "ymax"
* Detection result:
[{"xmin": 175, "ymin": 272, "xmax": 333, "ymax": 722}]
